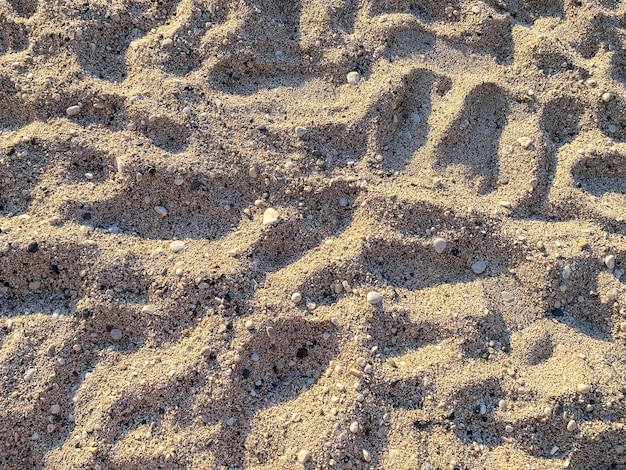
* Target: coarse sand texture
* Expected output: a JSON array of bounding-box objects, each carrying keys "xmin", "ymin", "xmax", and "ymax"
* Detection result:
[{"xmin": 1, "ymin": 0, "xmax": 626, "ymax": 469}]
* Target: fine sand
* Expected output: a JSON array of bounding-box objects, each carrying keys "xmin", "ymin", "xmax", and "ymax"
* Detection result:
[{"xmin": 1, "ymin": 0, "xmax": 626, "ymax": 469}]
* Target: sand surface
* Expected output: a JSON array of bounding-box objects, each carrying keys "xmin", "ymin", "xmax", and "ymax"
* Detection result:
[{"xmin": 1, "ymin": 0, "xmax": 626, "ymax": 468}]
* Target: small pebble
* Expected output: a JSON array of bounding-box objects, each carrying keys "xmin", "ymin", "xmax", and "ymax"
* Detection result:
[
  {"xmin": 502, "ymin": 291, "xmax": 514, "ymax": 303},
  {"xmin": 154, "ymin": 206, "xmax": 168, "ymax": 217},
  {"xmin": 263, "ymin": 208, "xmax": 280, "ymax": 225},
  {"xmin": 567, "ymin": 420, "xmax": 578, "ymax": 432},
  {"xmin": 26, "ymin": 242, "xmax": 39, "ymax": 253},
  {"xmin": 66, "ymin": 105, "xmax": 81, "ymax": 116},
  {"xmin": 604, "ymin": 255, "xmax": 615, "ymax": 270},
  {"xmin": 295, "ymin": 126, "xmax": 307, "ymax": 138},
  {"xmin": 347, "ymin": 71, "xmax": 361, "ymax": 85},
  {"xmin": 471, "ymin": 260, "xmax": 486, "ymax": 274},
  {"xmin": 602, "ymin": 92, "xmax": 612, "ymax": 103},
  {"xmin": 620, "ymin": 321, "xmax": 626, "ymax": 332},
  {"xmin": 297, "ymin": 449, "xmax": 311, "ymax": 463},
  {"xmin": 362, "ymin": 449, "xmax": 372, "ymax": 462},
  {"xmin": 433, "ymin": 237, "xmax": 447, "ymax": 254},
  {"xmin": 562, "ymin": 266, "xmax": 571, "ymax": 279},
  {"xmin": 529, "ymin": 177, "xmax": 539, "ymax": 188},
  {"xmin": 366, "ymin": 291, "xmax": 382, "ymax": 305},
  {"xmin": 245, "ymin": 320, "xmax": 255, "ymax": 330},
  {"xmin": 350, "ymin": 421, "xmax": 359, "ymax": 433},
  {"xmin": 226, "ymin": 417, "xmax": 236, "ymax": 426},
  {"xmin": 517, "ymin": 137, "xmax": 533, "ymax": 149},
  {"xmin": 577, "ymin": 383, "xmax": 591, "ymax": 394},
  {"xmin": 266, "ymin": 326, "xmax": 276, "ymax": 339},
  {"xmin": 498, "ymin": 400, "xmax": 507, "ymax": 412},
  {"xmin": 110, "ymin": 328, "xmax": 123, "ymax": 340},
  {"xmin": 24, "ymin": 368, "xmax": 36, "ymax": 382},
  {"xmin": 169, "ymin": 240, "xmax": 186, "ymax": 253},
  {"xmin": 291, "ymin": 292, "xmax": 302, "ymax": 303},
  {"xmin": 50, "ymin": 404, "xmax": 61, "ymax": 415},
  {"xmin": 162, "ymin": 38, "xmax": 174, "ymax": 48},
  {"xmin": 505, "ymin": 424, "xmax": 514, "ymax": 433}
]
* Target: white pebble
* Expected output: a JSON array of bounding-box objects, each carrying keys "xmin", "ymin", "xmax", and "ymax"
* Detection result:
[
  {"xmin": 517, "ymin": 137, "xmax": 533, "ymax": 149},
  {"xmin": 602, "ymin": 92, "xmax": 612, "ymax": 103},
  {"xmin": 347, "ymin": 71, "xmax": 361, "ymax": 85},
  {"xmin": 362, "ymin": 448, "xmax": 372, "ymax": 462},
  {"xmin": 291, "ymin": 292, "xmax": 302, "ymax": 303},
  {"xmin": 567, "ymin": 420, "xmax": 578, "ymax": 432},
  {"xmin": 356, "ymin": 357, "xmax": 367, "ymax": 368},
  {"xmin": 263, "ymin": 208, "xmax": 280, "ymax": 225},
  {"xmin": 24, "ymin": 368, "xmax": 36, "ymax": 382},
  {"xmin": 154, "ymin": 206, "xmax": 168, "ymax": 217},
  {"xmin": 169, "ymin": 240, "xmax": 186, "ymax": 253},
  {"xmin": 471, "ymin": 260, "xmax": 487, "ymax": 274},
  {"xmin": 66, "ymin": 105, "xmax": 82, "ymax": 116},
  {"xmin": 505, "ymin": 424, "xmax": 514, "ymax": 433},
  {"xmin": 576, "ymin": 383, "xmax": 591, "ymax": 393},
  {"xmin": 366, "ymin": 291, "xmax": 382, "ymax": 305},
  {"xmin": 110, "ymin": 328, "xmax": 123, "ymax": 340},
  {"xmin": 297, "ymin": 449, "xmax": 311, "ymax": 463},
  {"xmin": 245, "ymin": 320, "xmax": 255, "ymax": 330},
  {"xmin": 604, "ymin": 255, "xmax": 615, "ymax": 270},
  {"xmin": 433, "ymin": 237, "xmax": 447, "ymax": 254},
  {"xmin": 498, "ymin": 400, "xmax": 507, "ymax": 412},
  {"xmin": 142, "ymin": 305, "xmax": 156, "ymax": 314},
  {"xmin": 162, "ymin": 38, "xmax": 174, "ymax": 48},
  {"xmin": 562, "ymin": 266, "xmax": 571, "ymax": 279},
  {"xmin": 349, "ymin": 421, "xmax": 359, "ymax": 433},
  {"xmin": 502, "ymin": 291, "xmax": 515, "ymax": 303},
  {"xmin": 295, "ymin": 126, "xmax": 307, "ymax": 138}
]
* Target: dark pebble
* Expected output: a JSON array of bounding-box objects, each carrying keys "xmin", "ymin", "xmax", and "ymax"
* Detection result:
[
  {"xmin": 296, "ymin": 347, "xmax": 308, "ymax": 358},
  {"xmin": 190, "ymin": 180, "xmax": 202, "ymax": 190},
  {"xmin": 552, "ymin": 308, "xmax": 564, "ymax": 317},
  {"xmin": 27, "ymin": 242, "xmax": 39, "ymax": 253},
  {"xmin": 82, "ymin": 213, "xmax": 92, "ymax": 220},
  {"xmin": 242, "ymin": 368, "xmax": 250, "ymax": 378},
  {"xmin": 50, "ymin": 264, "xmax": 60, "ymax": 274}
]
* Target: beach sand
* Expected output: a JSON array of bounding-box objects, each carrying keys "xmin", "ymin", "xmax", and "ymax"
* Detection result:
[{"xmin": 1, "ymin": 0, "xmax": 626, "ymax": 468}]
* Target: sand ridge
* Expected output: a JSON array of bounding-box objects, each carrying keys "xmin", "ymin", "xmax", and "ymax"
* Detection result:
[{"xmin": 1, "ymin": 0, "xmax": 626, "ymax": 468}]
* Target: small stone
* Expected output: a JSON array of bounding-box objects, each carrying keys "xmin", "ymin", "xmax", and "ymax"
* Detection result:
[
  {"xmin": 362, "ymin": 449, "xmax": 372, "ymax": 462},
  {"xmin": 266, "ymin": 326, "xmax": 276, "ymax": 339},
  {"xmin": 505, "ymin": 424, "xmax": 514, "ymax": 433},
  {"xmin": 604, "ymin": 255, "xmax": 615, "ymax": 270},
  {"xmin": 529, "ymin": 177, "xmax": 539, "ymax": 188},
  {"xmin": 295, "ymin": 126, "xmax": 307, "ymax": 138},
  {"xmin": 154, "ymin": 206, "xmax": 168, "ymax": 217},
  {"xmin": 471, "ymin": 260, "xmax": 487, "ymax": 274},
  {"xmin": 24, "ymin": 368, "xmax": 36, "ymax": 382},
  {"xmin": 471, "ymin": 5, "xmax": 481, "ymax": 13},
  {"xmin": 46, "ymin": 344, "xmax": 56, "ymax": 357},
  {"xmin": 110, "ymin": 328, "xmax": 123, "ymax": 340},
  {"xmin": 162, "ymin": 38, "xmax": 174, "ymax": 48},
  {"xmin": 263, "ymin": 208, "xmax": 280, "ymax": 225},
  {"xmin": 620, "ymin": 321, "xmax": 626, "ymax": 332},
  {"xmin": 498, "ymin": 400, "xmax": 507, "ymax": 412},
  {"xmin": 142, "ymin": 305, "xmax": 156, "ymax": 314},
  {"xmin": 245, "ymin": 320, "xmax": 255, "ymax": 330},
  {"xmin": 50, "ymin": 404, "xmax": 61, "ymax": 415},
  {"xmin": 297, "ymin": 449, "xmax": 311, "ymax": 463},
  {"xmin": 433, "ymin": 237, "xmax": 447, "ymax": 254},
  {"xmin": 291, "ymin": 292, "xmax": 302, "ymax": 303},
  {"xmin": 347, "ymin": 71, "xmax": 361, "ymax": 85},
  {"xmin": 517, "ymin": 137, "xmax": 533, "ymax": 149},
  {"xmin": 502, "ymin": 291, "xmax": 514, "ymax": 303},
  {"xmin": 562, "ymin": 266, "xmax": 571, "ymax": 280},
  {"xmin": 567, "ymin": 420, "xmax": 578, "ymax": 432},
  {"xmin": 26, "ymin": 242, "xmax": 39, "ymax": 253},
  {"xmin": 366, "ymin": 291, "xmax": 382, "ymax": 305},
  {"xmin": 356, "ymin": 357, "xmax": 367, "ymax": 368},
  {"xmin": 29, "ymin": 281, "xmax": 41, "ymax": 291},
  {"xmin": 169, "ymin": 240, "xmax": 186, "ymax": 253},
  {"xmin": 350, "ymin": 421, "xmax": 359, "ymax": 433},
  {"xmin": 66, "ymin": 105, "xmax": 81, "ymax": 116},
  {"xmin": 226, "ymin": 417, "xmax": 236, "ymax": 426},
  {"xmin": 577, "ymin": 383, "xmax": 591, "ymax": 393},
  {"xmin": 248, "ymin": 165, "xmax": 258, "ymax": 178},
  {"xmin": 602, "ymin": 92, "xmax": 613, "ymax": 103}
]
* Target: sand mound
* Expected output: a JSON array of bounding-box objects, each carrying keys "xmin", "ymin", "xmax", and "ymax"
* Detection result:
[{"xmin": 1, "ymin": 0, "xmax": 626, "ymax": 468}]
